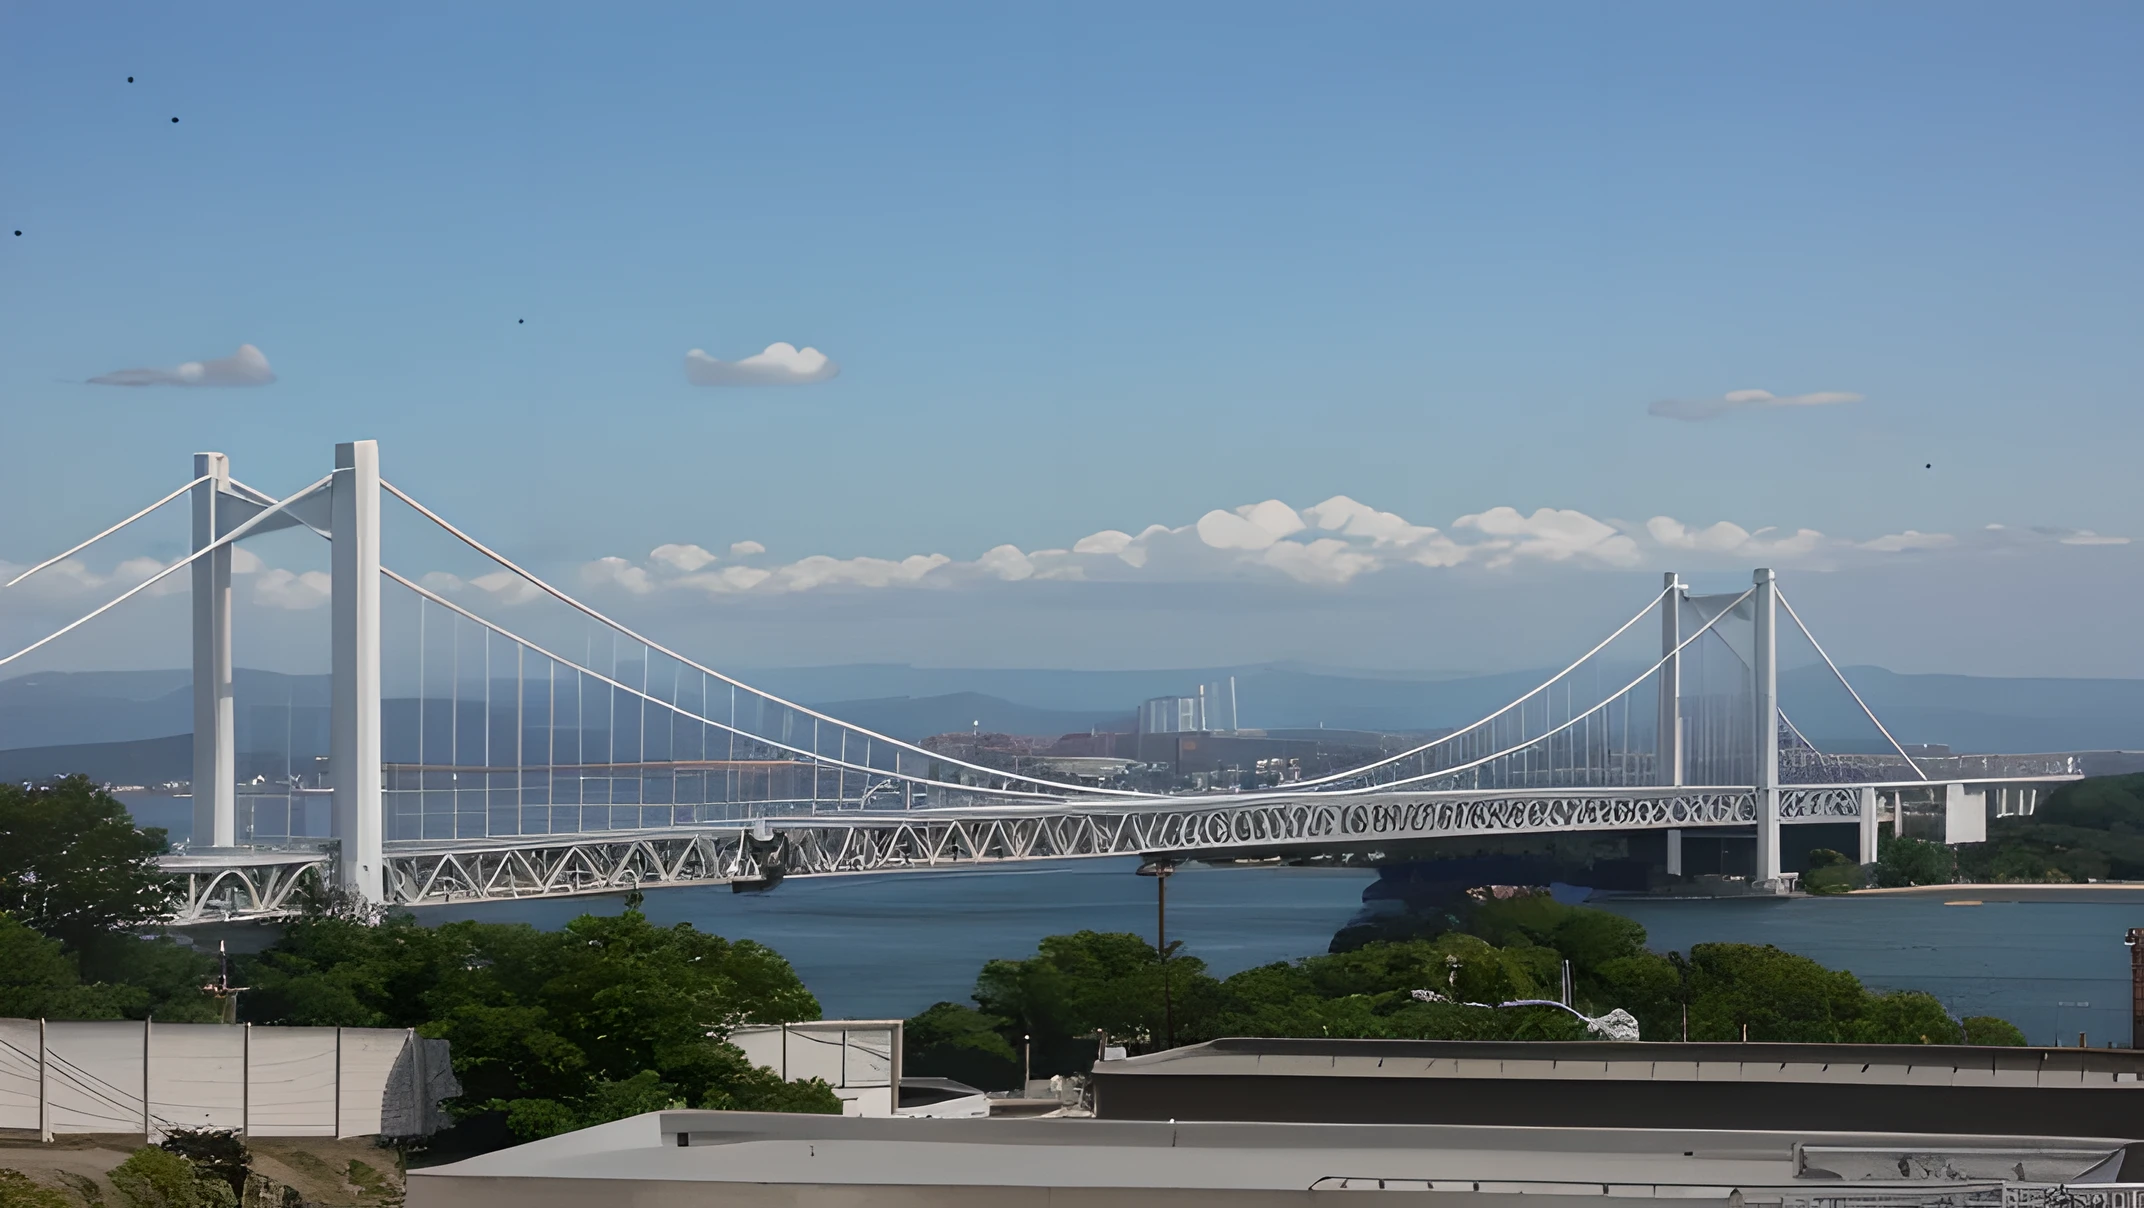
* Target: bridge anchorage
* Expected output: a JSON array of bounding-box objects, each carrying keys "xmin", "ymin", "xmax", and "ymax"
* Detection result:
[{"xmin": 0, "ymin": 441, "xmax": 2076, "ymax": 922}]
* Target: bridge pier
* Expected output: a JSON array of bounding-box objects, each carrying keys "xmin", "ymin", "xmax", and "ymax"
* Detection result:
[{"xmin": 1858, "ymin": 786, "xmax": 1879, "ymax": 863}]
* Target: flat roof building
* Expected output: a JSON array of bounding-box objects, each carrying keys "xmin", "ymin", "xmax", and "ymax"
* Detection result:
[
  {"xmin": 1090, "ymin": 1037, "xmax": 2144, "ymax": 1137},
  {"xmin": 407, "ymin": 1109, "xmax": 2144, "ymax": 1207}
]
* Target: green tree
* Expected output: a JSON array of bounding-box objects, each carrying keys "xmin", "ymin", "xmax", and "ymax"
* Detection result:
[
  {"xmin": 1801, "ymin": 848, "xmax": 1865, "ymax": 895},
  {"xmin": 903, "ymin": 1002, "xmax": 1021, "ymax": 1090},
  {"xmin": 0, "ymin": 777, "xmax": 174, "ymax": 952},
  {"xmin": 974, "ymin": 930, "xmax": 1222, "ymax": 1074},
  {"xmin": 1591, "ymin": 951, "xmax": 1684, "ymax": 1040},
  {"xmin": 1876, "ymin": 834, "xmax": 1957, "ymax": 888},
  {"xmin": 1685, "ymin": 943, "xmax": 1866, "ymax": 1042},
  {"xmin": 242, "ymin": 907, "xmax": 839, "ymax": 1138},
  {"xmin": 1848, "ymin": 991, "xmax": 1963, "ymax": 1045},
  {"xmin": 1962, "ymin": 1015, "xmax": 2027, "ymax": 1046},
  {"xmin": 0, "ymin": 911, "xmax": 149, "ymax": 1019},
  {"xmin": 2035, "ymin": 774, "xmax": 2144, "ymax": 831}
]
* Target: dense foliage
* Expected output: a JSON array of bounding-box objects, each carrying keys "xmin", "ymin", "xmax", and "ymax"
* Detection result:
[
  {"xmin": 0, "ymin": 777, "xmax": 176, "ymax": 949},
  {"xmin": 240, "ymin": 907, "xmax": 841, "ymax": 1137},
  {"xmin": 0, "ymin": 778, "xmax": 215, "ymax": 1017},
  {"xmin": 1955, "ymin": 773, "xmax": 2144, "ymax": 883},
  {"xmin": 905, "ymin": 896, "xmax": 2030, "ymax": 1082},
  {"xmin": 1875, "ymin": 834, "xmax": 1958, "ymax": 888}
]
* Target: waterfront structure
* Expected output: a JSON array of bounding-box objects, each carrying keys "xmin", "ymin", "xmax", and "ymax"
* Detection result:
[
  {"xmin": 403, "ymin": 1109, "xmax": 2144, "ymax": 1207},
  {"xmin": 0, "ymin": 442, "xmax": 2078, "ymax": 922}
]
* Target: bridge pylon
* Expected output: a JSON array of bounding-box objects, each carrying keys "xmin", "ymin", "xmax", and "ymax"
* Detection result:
[
  {"xmin": 1753, "ymin": 566, "xmax": 1781, "ymax": 883},
  {"xmin": 330, "ymin": 440, "xmax": 385, "ymax": 903},
  {"xmin": 189, "ymin": 453, "xmax": 237, "ymax": 848}
]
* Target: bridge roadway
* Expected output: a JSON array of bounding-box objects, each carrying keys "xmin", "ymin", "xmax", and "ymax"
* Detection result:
[{"xmin": 157, "ymin": 776, "xmax": 2067, "ymax": 924}]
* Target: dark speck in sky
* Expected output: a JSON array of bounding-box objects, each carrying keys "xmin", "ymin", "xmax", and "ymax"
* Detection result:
[
  {"xmin": 518, "ymin": 319, "xmax": 524, "ymax": 324},
  {"xmin": 171, "ymin": 117, "xmax": 179, "ymax": 123},
  {"xmin": 127, "ymin": 76, "xmax": 135, "ymax": 83},
  {"xmin": 1925, "ymin": 463, "xmax": 1933, "ymax": 469}
]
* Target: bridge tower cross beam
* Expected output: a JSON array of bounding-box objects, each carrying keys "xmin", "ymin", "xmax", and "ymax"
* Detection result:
[
  {"xmin": 330, "ymin": 440, "xmax": 384, "ymax": 902},
  {"xmin": 190, "ymin": 453, "xmax": 237, "ymax": 848},
  {"xmin": 1753, "ymin": 566, "xmax": 1781, "ymax": 883}
]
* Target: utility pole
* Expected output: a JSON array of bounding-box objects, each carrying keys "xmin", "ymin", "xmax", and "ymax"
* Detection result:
[
  {"xmin": 1138, "ymin": 860, "xmax": 1177, "ymax": 1049},
  {"xmin": 2128, "ymin": 928, "xmax": 2143, "ymax": 1048}
]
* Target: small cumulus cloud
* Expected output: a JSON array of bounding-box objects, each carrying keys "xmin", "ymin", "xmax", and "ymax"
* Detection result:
[
  {"xmin": 89, "ymin": 344, "xmax": 277, "ymax": 389},
  {"xmin": 650, "ymin": 543, "xmax": 719, "ymax": 573},
  {"xmin": 1649, "ymin": 388, "xmax": 1862, "ymax": 422},
  {"xmin": 684, "ymin": 343, "xmax": 839, "ymax": 387},
  {"xmin": 728, "ymin": 540, "xmax": 766, "ymax": 556},
  {"xmin": 420, "ymin": 569, "xmax": 544, "ymax": 606},
  {"xmin": 252, "ymin": 569, "xmax": 331, "ymax": 610}
]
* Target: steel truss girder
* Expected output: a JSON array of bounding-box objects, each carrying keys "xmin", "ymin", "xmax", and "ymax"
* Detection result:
[
  {"xmin": 162, "ymin": 853, "xmax": 333, "ymax": 924},
  {"xmin": 159, "ymin": 784, "xmax": 1919, "ymax": 919},
  {"xmin": 368, "ymin": 787, "xmax": 1759, "ymax": 909},
  {"xmin": 1778, "ymin": 786, "xmax": 1865, "ymax": 821}
]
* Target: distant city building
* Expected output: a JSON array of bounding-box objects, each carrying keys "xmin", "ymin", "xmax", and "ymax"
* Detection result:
[{"xmin": 1137, "ymin": 677, "xmax": 1238, "ymax": 735}]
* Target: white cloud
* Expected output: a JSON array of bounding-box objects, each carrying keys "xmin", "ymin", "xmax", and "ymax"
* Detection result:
[
  {"xmin": 580, "ymin": 556, "xmax": 655, "ymax": 594},
  {"xmin": 545, "ymin": 497, "xmax": 2130, "ymax": 601},
  {"xmin": 1072, "ymin": 530, "xmax": 1135, "ymax": 556},
  {"xmin": 729, "ymin": 540, "xmax": 766, "ymax": 556},
  {"xmin": 1649, "ymin": 387, "xmax": 1862, "ymax": 422},
  {"xmin": 89, "ymin": 344, "xmax": 277, "ymax": 389},
  {"xmin": 1858, "ymin": 530, "xmax": 1956, "ymax": 553},
  {"xmin": 1455, "ymin": 507, "xmax": 1641, "ymax": 568},
  {"xmin": 414, "ymin": 570, "xmax": 543, "ymax": 606},
  {"xmin": 252, "ymin": 569, "xmax": 331, "ymax": 610},
  {"xmin": 650, "ymin": 543, "xmax": 719, "ymax": 572},
  {"xmin": 1647, "ymin": 518, "xmax": 1824, "ymax": 559},
  {"xmin": 684, "ymin": 343, "xmax": 839, "ymax": 387}
]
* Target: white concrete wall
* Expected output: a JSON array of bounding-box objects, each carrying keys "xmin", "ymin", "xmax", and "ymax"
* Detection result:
[
  {"xmin": 0, "ymin": 1019, "xmax": 433, "ymax": 1138},
  {"xmin": 730, "ymin": 1021, "xmax": 902, "ymax": 1119}
]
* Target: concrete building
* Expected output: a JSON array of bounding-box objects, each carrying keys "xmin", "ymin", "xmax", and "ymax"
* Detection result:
[
  {"xmin": 1137, "ymin": 678, "xmax": 1238, "ymax": 736},
  {"xmin": 406, "ymin": 1108, "xmax": 2144, "ymax": 1207},
  {"xmin": 1089, "ymin": 1037, "xmax": 2144, "ymax": 1137}
]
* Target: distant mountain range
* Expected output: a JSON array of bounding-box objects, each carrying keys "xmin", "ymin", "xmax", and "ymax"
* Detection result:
[{"xmin": 4, "ymin": 663, "xmax": 2143, "ymax": 786}]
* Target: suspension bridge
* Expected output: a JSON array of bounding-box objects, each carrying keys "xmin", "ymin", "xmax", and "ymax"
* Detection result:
[{"xmin": 0, "ymin": 441, "xmax": 2078, "ymax": 923}]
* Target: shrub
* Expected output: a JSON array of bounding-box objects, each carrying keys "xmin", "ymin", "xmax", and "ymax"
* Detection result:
[
  {"xmin": 110, "ymin": 1147, "xmax": 234, "ymax": 1208},
  {"xmin": 0, "ymin": 1170, "xmax": 75, "ymax": 1208},
  {"xmin": 1963, "ymin": 1015, "xmax": 2028, "ymax": 1046},
  {"xmin": 157, "ymin": 1129, "xmax": 250, "ymax": 1201}
]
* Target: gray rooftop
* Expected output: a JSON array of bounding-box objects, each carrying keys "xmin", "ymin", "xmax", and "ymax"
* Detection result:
[
  {"xmin": 1098, "ymin": 1037, "xmax": 2144, "ymax": 1088},
  {"xmin": 404, "ymin": 1110, "xmax": 2144, "ymax": 1207}
]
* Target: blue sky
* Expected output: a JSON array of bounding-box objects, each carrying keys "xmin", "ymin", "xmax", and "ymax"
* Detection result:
[{"xmin": 2, "ymin": 3, "xmax": 2140, "ymax": 676}]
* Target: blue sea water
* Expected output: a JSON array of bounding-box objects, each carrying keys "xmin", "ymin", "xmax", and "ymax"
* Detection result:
[{"xmin": 1594, "ymin": 895, "xmax": 2138, "ymax": 1049}]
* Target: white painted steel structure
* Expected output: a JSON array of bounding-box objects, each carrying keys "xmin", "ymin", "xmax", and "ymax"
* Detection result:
[{"xmin": 0, "ymin": 441, "xmax": 2080, "ymax": 922}]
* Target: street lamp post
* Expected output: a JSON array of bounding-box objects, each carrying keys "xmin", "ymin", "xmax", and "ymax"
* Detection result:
[{"xmin": 1138, "ymin": 860, "xmax": 1178, "ymax": 1049}]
